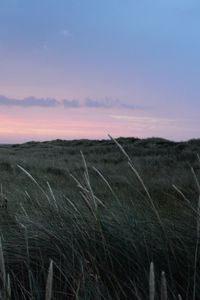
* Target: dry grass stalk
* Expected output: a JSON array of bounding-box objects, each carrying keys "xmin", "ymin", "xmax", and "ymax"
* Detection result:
[
  {"xmin": 160, "ymin": 271, "xmax": 167, "ymax": 300},
  {"xmin": 149, "ymin": 262, "xmax": 155, "ymax": 300},
  {"xmin": 45, "ymin": 260, "xmax": 53, "ymax": 300},
  {"xmin": 93, "ymin": 166, "xmax": 121, "ymax": 205},
  {"xmin": 6, "ymin": 273, "xmax": 11, "ymax": 299},
  {"xmin": 17, "ymin": 165, "xmax": 50, "ymax": 204},
  {"xmin": 0, "ymin": 237, "xmax": 6, "ymax": 290}
]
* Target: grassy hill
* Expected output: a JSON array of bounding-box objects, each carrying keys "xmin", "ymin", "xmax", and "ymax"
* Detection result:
[{"xmin": 0, "ymin": 137, "xmax": 200, "ymax": 299}]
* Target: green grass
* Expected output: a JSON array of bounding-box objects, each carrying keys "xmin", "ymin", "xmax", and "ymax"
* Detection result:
[{"xmin": 0, "ymin": 137, "xmax": 199, "ymax": 299}]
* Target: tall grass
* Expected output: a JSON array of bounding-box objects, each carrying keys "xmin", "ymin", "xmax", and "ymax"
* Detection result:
[{"xmin": 0, "ymin": 138, "xmax": 199, "ymax": 299}]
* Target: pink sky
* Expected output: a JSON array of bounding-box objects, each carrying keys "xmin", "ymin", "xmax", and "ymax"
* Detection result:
[
  {"xmin": 1, "ymin": 1, "xmax": 200, "ymax": 143},
  {"xmin": 0, "ymin": 105, "xmax": 199, "ymax": 143}
]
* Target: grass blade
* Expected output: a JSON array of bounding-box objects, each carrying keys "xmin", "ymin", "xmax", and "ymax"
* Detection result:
[
  {"xmin": 45, "ymin": 260, "xmax": 53, "ymax": 300},
  {"xmin": 149, "ymin": 262, "xmax": 155, "ymax": 300}
]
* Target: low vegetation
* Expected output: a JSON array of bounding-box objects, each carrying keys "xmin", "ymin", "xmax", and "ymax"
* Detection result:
[{"xmin": 0, "ymin": 137, "xmax": 199, "ymax": 299}]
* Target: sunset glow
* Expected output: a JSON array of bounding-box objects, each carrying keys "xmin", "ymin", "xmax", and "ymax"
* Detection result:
[{"xmin": 1, "ymin": 1, "xmax": 200, "ymax": 143}]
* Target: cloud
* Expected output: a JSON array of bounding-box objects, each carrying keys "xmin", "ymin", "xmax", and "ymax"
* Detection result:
[
  {"xmin": 60, "ymin": 29, "xmax": 72, "ymax": 37},
  {"xmin": 0, "ymin": 95, "xmax": 59, "ymax": 107},
  {"xmin": 120, "ymin": 103, "xmax": 152, "ymax": 110},
  {"xmin": 84, "ymin": 98, "xmax": 113, "ymax": 108},
  {"xmin": 42, "ymin": 42, "xmax": 49, "ymax": 51},
  {"xmin": 84, "ymin": 98, "xmax": 151, "ymax": 110},
  {"xmin": 0, "ymin": 95, "xmax": 151, "ymax": 111},
  {"xmin": 63, "ymin": 99, "xmax": 80, "ymax": 107}
]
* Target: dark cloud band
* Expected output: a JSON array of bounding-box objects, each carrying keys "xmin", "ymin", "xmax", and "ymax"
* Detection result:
[
  {"xmin": 0, "ymin": 95, "xmax": 151, "ymax": 110},
  {"xmin": 0, "ymin": 96, "xmax": 59, "ymax": 107}
]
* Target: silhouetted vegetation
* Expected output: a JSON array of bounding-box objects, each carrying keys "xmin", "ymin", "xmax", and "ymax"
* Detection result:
[{"xmin": 0, "ymin": 137, "xmax": 199, "ymax": 299}]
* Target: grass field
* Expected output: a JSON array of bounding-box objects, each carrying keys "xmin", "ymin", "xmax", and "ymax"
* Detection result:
[{"xmin": 0, "ymin": 137, "xmax": 200, "ymax": 299}]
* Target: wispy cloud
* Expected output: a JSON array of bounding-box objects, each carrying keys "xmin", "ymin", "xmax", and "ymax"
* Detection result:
[
  {"xmin": 120, "ymin": 103, "xmax": 152, "ymax": 110},
  {"xmin": 60, "ymin": 29, "xmax": 72, "ymax": 37},
  {"xmin": 84, "ymin": 98, "xmax": 151, "ymax": 110},
  {"xmin": 0, "ymin": 95, "xmax": 151, "ymax": 111},
  {"xmin": 110, "ymin": 114, "xmax": 197, "ymax": 131},
  {"xmin": 0, "ymin": 95, "xmax": 59, "ymax": 107}
]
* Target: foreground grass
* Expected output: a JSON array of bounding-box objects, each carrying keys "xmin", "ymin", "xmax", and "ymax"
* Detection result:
[{"xmin": 0, "ymin": 137, "xmax": 199, "ymax": 299}]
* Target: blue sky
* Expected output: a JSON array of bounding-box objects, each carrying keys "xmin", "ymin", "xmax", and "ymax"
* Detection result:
[{"xmin": 0, "ymin": 0, "xmax": 200, "ymax": 142}]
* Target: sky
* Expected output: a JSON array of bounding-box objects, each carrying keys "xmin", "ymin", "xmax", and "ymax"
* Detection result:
[{"xmin": 0, "ymin": 0, "xmax": 200, "ymax": 143}]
